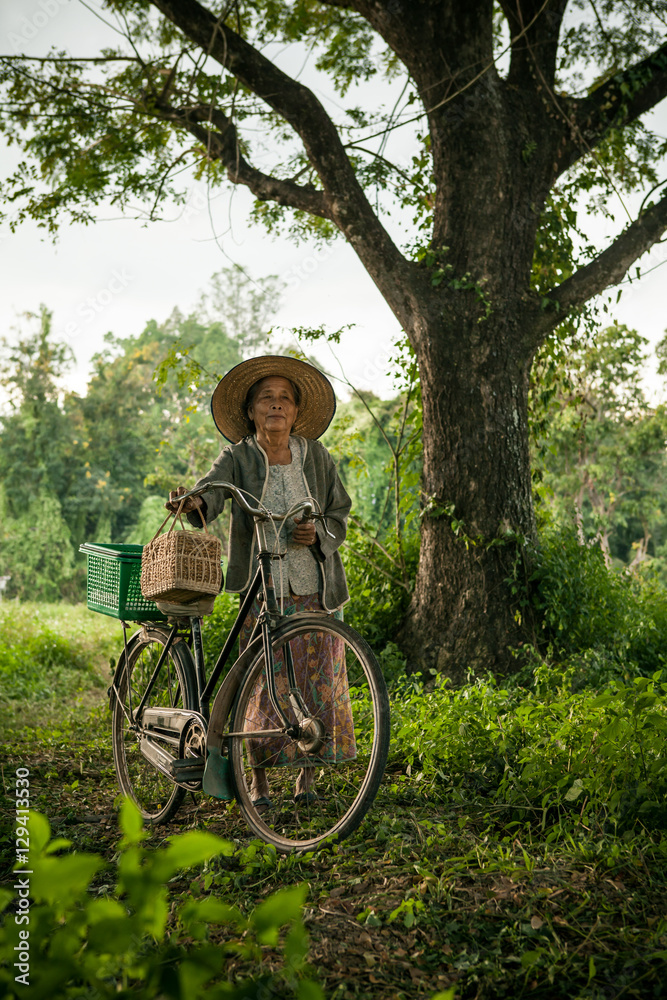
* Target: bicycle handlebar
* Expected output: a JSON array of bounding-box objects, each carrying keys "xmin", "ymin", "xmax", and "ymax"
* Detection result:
[{"xmin": 175, "ymin": 481, "xmax": 316, "ymax": 523}]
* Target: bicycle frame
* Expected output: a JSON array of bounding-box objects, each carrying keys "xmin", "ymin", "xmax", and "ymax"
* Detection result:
[{"xmin": 116, "ymin": 501, "xmax": 313, "ymax": 743}]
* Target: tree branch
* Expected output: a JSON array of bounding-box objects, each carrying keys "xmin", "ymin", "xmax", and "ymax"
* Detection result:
[
  {"xmin": 562, "ymin": 41, "xmax": 667, "ymax": 172},
  {"xmin": 500, "ymin": 0, "xmax": 569, "ymax": 88},
  {"xmin": 147, "ymin": 0, "xmax": 418, "ymax": 330},
  {"xmin": 0, "ymin": 54, "xmax": 141, "ymax": 63},
  {"xmin": 540, "ymin": 188, "xmax": 667, "ymax": 330},
  {"xmin": 154, "ymin": 99, "xmax": 331, "ymax": 218}
]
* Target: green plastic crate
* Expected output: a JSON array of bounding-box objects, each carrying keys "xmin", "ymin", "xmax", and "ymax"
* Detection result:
[{"xmin": 79, "ymin": 543, "xmax": 167, "ymax": 622}]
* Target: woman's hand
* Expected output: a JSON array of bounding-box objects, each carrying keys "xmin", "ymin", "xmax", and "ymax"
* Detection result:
[
  {"xmin": 293, "ymin": 517, "xmax": 317, "ymax": 546},
  {"xmin": 166, "ymin": 486, "xmax": 204, "ymax": 514}
]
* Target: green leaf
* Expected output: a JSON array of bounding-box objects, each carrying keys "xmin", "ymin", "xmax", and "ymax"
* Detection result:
[
  {"xmin": 251, "ymin": 885, "xmax": 306, "ymax": 945},
  {"xmin": 141, "ymin": 891, "xmax": 169, "ymax": 939},
  {"xmin": 564, "ymin": 778, "xmax": 585, "ymax": 802},
  {"xmin": 44, "ymin": 837, "xmax": 73, "ymax": 855},
  {"xmin": 600, "ymin": 717, "xmax": 625, "ymax": 742},
  {"xmin": 588, "ymin": 954, "xmax": 597, "ymax": 981},
  {"xmin": 641, "ymin": 712, "xmax": 667, "ymax": 731},
  {"xmin": 521, "ymin": 948, "xmax": 543, "ymax": 970},
  {"xmin": 27, "ymin": 811, "xmax": 51, "ymax": 855},
  {"xmin": 86, "ymin": 899, "xmax": 134, "ymax": 954},
  {"xmin": 153, "ymin": 831, "xmax": 233, "ymax": 880},
  {"xmin": 297, "ymin": 982, "xmax": 325, "ymax": 1000},
  {"xmin": 180, "ymin": 897, "xmax": 244, "ymax": 928},
  {"xmin": 178, "ymin": 954, "xmax": 223, "ymax": 995},
  {"xmin": 87, "ymin": 898, "xmax": 127, "ymax": 924},
  {"xmin": 284, "ymin": 921, "xmax": 310, "ymax": 968},
  {"xmin": 31, "ymin": 854, "xmax": 103, "ymax": 907},
  {"xmin": 119, "ymin": 796, "xmax": 146, "ymax": 845}
]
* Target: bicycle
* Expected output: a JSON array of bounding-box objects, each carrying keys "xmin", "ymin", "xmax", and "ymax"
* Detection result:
[{"xmin": 81, "ymin": 481, "xmax": 390, "ymax": 852}]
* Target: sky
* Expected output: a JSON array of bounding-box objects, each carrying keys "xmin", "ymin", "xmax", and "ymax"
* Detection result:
[
  {"xmin": 0, "ymin": 0, "xmax": 409, "ymax": 402},
  {"xmin": 1, "ymin": 1, "xmax": 667, "ymax": 404}
]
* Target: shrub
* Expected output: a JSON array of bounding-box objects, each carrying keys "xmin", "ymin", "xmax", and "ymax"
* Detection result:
[
  {"xmin": 0, "ymin": 802, "xmax": 322, "ymax": 1000},
  {"xmin": 0, "ymin": 602, "xmax": 118, "ymax": 713},
  {"xmin": 390, "ymin": 670, "xmax": 667, "ymax": 835},
  {"xmin": 123, "ymin": 495, "xmax": 172, "ymax": 544},
  {"xmin": 530, "ymin": 519, "xmax": 667, "ymax": 682},
  {"xmin": 201, "ymin": 592, "xmax": 242, "ymax": 672},
  {"xmin": 342, "ymin": 520, "xmax": 418, "ymax": 670},
  {"xmin": 0, "ymin": 490, "xmax": 76, "ymax": 603}
]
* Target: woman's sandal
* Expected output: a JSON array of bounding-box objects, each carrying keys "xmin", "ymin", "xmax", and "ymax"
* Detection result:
[
  {"xmin": 252, "ymin": 795, "xmax": 272, "ymax": 811},
  {"xmin": 293, "ymin": 791, "xmax": 319, "ymax": 806}
]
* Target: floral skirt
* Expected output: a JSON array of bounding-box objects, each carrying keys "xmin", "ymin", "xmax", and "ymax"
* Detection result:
[{"xmin": 239, "ymin": 592, "xmax": 357, "ymax": 768}]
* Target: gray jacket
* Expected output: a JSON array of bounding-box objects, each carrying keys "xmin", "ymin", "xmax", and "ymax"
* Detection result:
[{"xmin": 189, "ymin": 435, "xmax": 351, "ymax": 611}]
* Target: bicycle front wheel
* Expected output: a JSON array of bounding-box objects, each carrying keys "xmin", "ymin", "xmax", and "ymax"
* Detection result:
[
  {"xmin": 111, "ymin": 627, "xmax": 198, "ymax": 824},
  {"xmin": 229, "ymin": 614, "xmax": 390, "ymax": 852}
]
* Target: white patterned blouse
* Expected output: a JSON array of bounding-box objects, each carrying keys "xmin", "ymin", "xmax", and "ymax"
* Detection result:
[{"xmin": 260, "ymin": 435, "xmax": 320, "ymax": 598}]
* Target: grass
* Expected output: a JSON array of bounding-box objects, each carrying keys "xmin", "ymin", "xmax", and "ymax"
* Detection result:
[
  {"xmin": 2, "ymin": 603, "xmax": 667, "ymax": 997},
  {"xmin": 0, "ymin": 601, "xmax": 120, "ymax": 733}
]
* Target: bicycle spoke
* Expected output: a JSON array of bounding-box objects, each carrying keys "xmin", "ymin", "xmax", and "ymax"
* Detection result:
[
  {"xmin": 112, "ymin": 630, "xmax": 197, "ymax": 824},
  {"xmin": 229, "ymin": 616, "xmax": 389, "ymax": 851}
]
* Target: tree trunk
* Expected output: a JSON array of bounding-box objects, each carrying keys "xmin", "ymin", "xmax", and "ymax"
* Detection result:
[{"xmin": 400, "ymin": 302, "xmax": 538, "ymax": 681}]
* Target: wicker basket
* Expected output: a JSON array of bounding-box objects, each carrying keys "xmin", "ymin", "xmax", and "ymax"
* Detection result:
[{"xmin": 140, "ymin": 506, "xmax": 222, "ymax": 603}]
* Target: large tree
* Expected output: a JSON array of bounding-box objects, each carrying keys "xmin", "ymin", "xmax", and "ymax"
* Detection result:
[{"xmin": 2, "ymin": 1, "xmax": 667, "ymax": 677}]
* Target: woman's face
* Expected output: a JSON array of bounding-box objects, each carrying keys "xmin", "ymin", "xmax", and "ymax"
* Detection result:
[{"xmin": 247, "ymin": 376, "xmax": 299, "ymax": 436}]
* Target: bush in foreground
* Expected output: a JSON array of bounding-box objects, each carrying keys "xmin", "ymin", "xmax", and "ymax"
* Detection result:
[{"xmin": 0, "ymin": 801, "xmax": 322, "ymax": 1000}]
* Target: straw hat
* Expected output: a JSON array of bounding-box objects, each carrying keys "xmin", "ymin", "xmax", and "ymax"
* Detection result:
[{"xmin": 210, "ymin": 355, "xmax": 336, "ymax": 443}]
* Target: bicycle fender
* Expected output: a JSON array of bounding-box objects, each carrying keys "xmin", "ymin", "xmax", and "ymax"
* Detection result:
[{"xmin": 107, "ymin": 625, "xmax": 187, "ymax": 704}]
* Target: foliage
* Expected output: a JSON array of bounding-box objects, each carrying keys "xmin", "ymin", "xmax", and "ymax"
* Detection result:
[
  {"xmin": 123, "ymin": 495, "xmax": 172, "ymax": 545},
  {"xmin": 324, "ymin": 386, "xmax": 419, "ymax": 659},
  {"xmin": 0, "ymin": 601, "xmax": 119, "ymax": 730},
  {"xmin": 529, "ymin": 517, "xmax": 667, "ymax": 683},
  {"xmin": 0, "ymin": 311, "xmax": 83, "ymax": 600},
  {"xmin": 0, "ymin": 626, "xmax": 93, "ymax": 705},
  {"xmin": 196, "ymin": 268, "xmax": 284, "ymax": 359},
  {"xmin": 532, "ymin": 323, "xmax": 667, "ymax": 570},
  {"xmin": 323, "ymin": 392, "xmax": 406, "ymax": 529},
  {"xmin": 389, "ymin": 667, "xmax": 667, "ymax": 836},
  {"xmin": 6, "ymin": 607, "xmax": 667, "ymax": 1000},
  {"xmin": 0, "ymin": 1, "xmax": 664, "ymax": 248},
  {"xmin": 200, "ymin": 592, "xmax": 242, "ymax": 670},
  {"xmin": 342, "ymin": 541, "xmax": 413, "ymax": 670},
  {"xmin": 0, "ymin": 307, "xmax": 74, "ymax": 503},
  {"xmin": 0, "ymin": 487, "xmax": 77, "ymax": 602},
  {"xmin": 0, "ymin": 270, "xmax": 281, "ymax": 597},
  {"xmin": 0, "ymin": 802, "xmax": 322, "ymax": 1000},
  {"xmin": 317, "ymin": 338, "xmax": 422, "ymax": 661},
  {"xmin": 5, "ymin": 645, "xmax": 667, "ymax": 998},
  {"xmin": 3, "ymin": 0, "xmax": 667, "ymax": 673}
]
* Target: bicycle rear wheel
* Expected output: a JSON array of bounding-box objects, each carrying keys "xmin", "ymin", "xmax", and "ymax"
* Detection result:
[
  {"xmin": 228, "ymin": 614, "xmax": 390, "ymax": 852},
  {"xmin": 111, "ymin": 627, "xmax": 198, "ymax": 824}
]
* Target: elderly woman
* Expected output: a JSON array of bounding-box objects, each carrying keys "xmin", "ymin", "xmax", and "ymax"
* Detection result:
[{"xmin": 167, "ymin": 355, "xmax": 354, "ymax": 808}]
